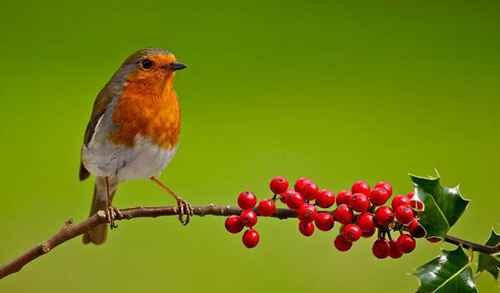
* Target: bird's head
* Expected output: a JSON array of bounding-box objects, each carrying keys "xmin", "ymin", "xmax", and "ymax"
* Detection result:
[
  {"xmin": 109, "ymin": 48, "xmax": 186, "ymax": 96},
  {"xmin": 122, "ymin": 48, "xmax": 186, "ymax": 81}
]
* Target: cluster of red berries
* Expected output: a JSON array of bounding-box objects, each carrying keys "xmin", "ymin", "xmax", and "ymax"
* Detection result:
[
  {"xmin": 224, "ymin": 176, "xmax": 426, "ymax": 259},
  {"xmin": 224, "ymin": 191, "xmax": 265, "ymax": 248},
  {"xmin": 333, "ymin": 180, "xmax": 425, "ymax": 259}
]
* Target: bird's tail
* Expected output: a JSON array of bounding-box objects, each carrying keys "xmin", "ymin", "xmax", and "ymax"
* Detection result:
[{"xmin": 82, "ymin": 176, "xmax": 118, "ymax": 245}]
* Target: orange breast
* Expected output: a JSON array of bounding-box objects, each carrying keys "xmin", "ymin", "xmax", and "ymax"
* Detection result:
[{"xmin": 110, "ymin": 71, "xmax": 181, "ymax": 149}]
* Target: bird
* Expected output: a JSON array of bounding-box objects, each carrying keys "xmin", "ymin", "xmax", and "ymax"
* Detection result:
[{"xmin": 79, "ymin": 48, "xmax": 192, "ymax": 245}]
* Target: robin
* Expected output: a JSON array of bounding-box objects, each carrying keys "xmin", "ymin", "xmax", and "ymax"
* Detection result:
[{"xmin": 79, "ymin": 48, "xmax": 192, "ymax": 245}]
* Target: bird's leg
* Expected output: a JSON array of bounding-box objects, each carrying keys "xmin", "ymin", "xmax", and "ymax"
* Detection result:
[
  {"xmin": 105, "ymin": 177, "xmax": 120, "ymax": 229},
  {"xmin": 150, "ymin": 176, "xmax": 193, "ymax": 225}
]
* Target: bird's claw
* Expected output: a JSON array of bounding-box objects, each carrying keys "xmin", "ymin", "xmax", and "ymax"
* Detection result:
[
  {"xmin": 176, "ymin": 198, "xmax": 193, "ymax": 226},
  {"xmin": 105, "ymin": 206, "xmax": 122, "ymax": 230}
]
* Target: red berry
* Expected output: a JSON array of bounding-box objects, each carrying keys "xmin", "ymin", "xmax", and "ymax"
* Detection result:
[
  {"xmin": 389, "ymin": 240, "xmax": 403, "ymax": 259},
  {"xmin": 372, "ymin": 239, "xmax": 390, "ymax": 259},
  {"xmin": 239, "ymin": 209, "xmax": 258, "ymax": 227},
  {"xmin": 279, "ymin": 192, "xmax": 289, "ymax": 203},
  {"xmin": 302, "ymin": 181, "xmax": 319, "ymax": 200},
  {"xmin": 407, "ymin": 191, "xmax": 415, "ymax": 199},
  {"xmin": 294, "ymin": 177, "xmax": 312, "ymax": 193},
  {"xmin": 269, "ymin": 176, "xmax": 289, "ymax": 194},
  {"xmin": 242, "ymin": 229, "xmax": 260, "ymax": 248},
  {"xmin": 334, "ymin": 235, "xmax": 352, "ymax": 252},
  {"xmin": 409, "ymin": 197, "xmax": 425, "ymax": 212},
  {"xmin": 357, "ymin": 212, "xmax": 375, "ymax": 236},
  {"xmin": 375, "ymin": 181, "xmax": 393, "ymax": 196},
  {"xmin": 351, "ymin": 193, "xmax": 370, "ymax": 212},
  {"xmin": 427, "ymin": 236, "xmax": 442, "ymax": 243},
  {"xmin": 333, "ymin": 204, "xmax": 353, "ymax": 224},
  {"xmin": 374, "ymin": 206, "xmax": 394, "ymax": 227},
  {"xmin": 395, "ymin": 205, "xmax": 415, "ymax": 225},
  {"xmin": 370, "ymin": 187, "xmax": 390, "ymax": 206},
  {"xmin": 283, "ymin": 190, "xmax": 305, "ymax": 210},
  {"xmin": 408, "ymin": 219, "xmax": 426, "ymax": 238},
  {"xmin": 391, "ymin": 194, "xmax": 410, "ymax": 210},
  {"xmin": 225, "ymin": 215, "xmax": 244, "ymax": 234},
  {"xmin": 238, "ymin": 191, "xmax": 257, "ymax": 209},
  {"xmin": 298, "ymin": 220, "xmax": 315, "ymax": 236},
  {"xmin": 315, "ymin": 189, "xmax": 335, "ymax": 208},
  {"xmin": 362, "ymin": 228, "xmax": 375, "ymax": 238},
  {"xmin": 314, "ymin": 212, "xmax": 334, "ymax": 231},
  {"xmin": 396, "ymin": 234, "xmax": 416, "ymax": 253},
  {"xmin": 297, "ymin": 203, "xmax": 317, "ymax": 222},
  {"xmin": 256, "ymin": 199, "xmax": 276, "ymax": 216},
  {"xmin": 351, "ymin": 180, "xmax": 371, "ymax": 196},
  {"xmin": 342, "ymin": 224, "xmax": 362, "ymax": 242},
  {"xmin": 336, "ymin": 190, "xmax": 352, "ymax": 205}
]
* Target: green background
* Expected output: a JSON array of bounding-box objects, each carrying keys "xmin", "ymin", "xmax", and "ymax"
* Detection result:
[{"xmin": 1, "ymin": 1, "xmax": 499, "ymax": 292}]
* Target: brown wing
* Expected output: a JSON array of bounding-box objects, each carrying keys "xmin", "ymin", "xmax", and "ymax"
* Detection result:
[{"xmin": 79, "ymin": 85, "xmax": 115, "ymax": 181}]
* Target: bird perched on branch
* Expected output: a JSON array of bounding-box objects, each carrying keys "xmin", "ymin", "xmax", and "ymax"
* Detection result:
[{"xmin": 79, "ymin": 48, "xmax": 192, "ymax": 245}]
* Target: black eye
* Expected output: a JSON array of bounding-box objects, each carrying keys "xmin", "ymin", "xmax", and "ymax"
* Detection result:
[{"xmin": 141, "ymin": 59, "xmax": 154, "ymax": 69}]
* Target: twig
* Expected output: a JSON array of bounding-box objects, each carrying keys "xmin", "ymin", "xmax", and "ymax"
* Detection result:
[
  {"xmin": 0, "ymin": 204, "xmax": 293, "ymax": 280},
  {"xmin": 443, "ymin": 234, "xmax": 500, "ymax": 254},
  {"xmin": 0, "ymin": 204, "xmax": 498, "ymax": 280}
]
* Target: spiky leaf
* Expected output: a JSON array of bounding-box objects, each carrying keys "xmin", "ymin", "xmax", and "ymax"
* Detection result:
[
  {"xmin": 410, "ymin": 174, "xmax": 470, "ymax": 238},
  {"xmin": 415, "ymin": 247, "xmax": 478, "ymax": 293},
  {"xmin": 477, "ymin": 229, "xmax": 500, "ymax": 282}
]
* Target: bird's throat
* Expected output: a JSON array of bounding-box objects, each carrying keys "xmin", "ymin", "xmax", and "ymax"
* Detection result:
[{"xmin": 110, "ymin": 74, "xmax": 181, "ymax": 149}]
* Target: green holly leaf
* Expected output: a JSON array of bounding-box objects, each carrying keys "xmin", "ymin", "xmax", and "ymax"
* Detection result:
[
  {"xmin": 415, "ymin": 247, "xmax": 478, "ymax": 293},
  {"xmin": 410, "ymin": 173, "xmax": 470, "ymax": 238},
  {"xmin": 477, "ymin": 229, "xmax": 500, "ymax": 282}
]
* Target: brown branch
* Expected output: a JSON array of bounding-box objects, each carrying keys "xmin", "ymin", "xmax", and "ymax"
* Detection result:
[
  {"xmin": 443, "ymin": 234, "xmax": 500, "ymax": 254},
  {"xmin": 0, "ymin": 204, "xmax": 295, "ymax": 280},
  {"xmin": 0, "ymin": 204, "xmax": 498, "ymax": 280}
]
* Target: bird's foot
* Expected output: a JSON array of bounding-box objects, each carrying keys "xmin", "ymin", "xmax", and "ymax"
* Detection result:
[
  {"xmin": 105, "ymin": 206, "xmax": 123, "ymax": 230},
  {"xmin": 176, "ymin": 197, "xmax": 193, "ymax": 226}
]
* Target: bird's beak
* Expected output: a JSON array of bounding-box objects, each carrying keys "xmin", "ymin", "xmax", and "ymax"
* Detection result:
[{"xmin": 171, "ymin": 62, "xmax": 187, "ymax": 71}]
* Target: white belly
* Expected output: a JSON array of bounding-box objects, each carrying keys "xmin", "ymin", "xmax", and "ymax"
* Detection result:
[{"xmin": 82, "ymin": 134, "xmax": 176, "ymax": 181}]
